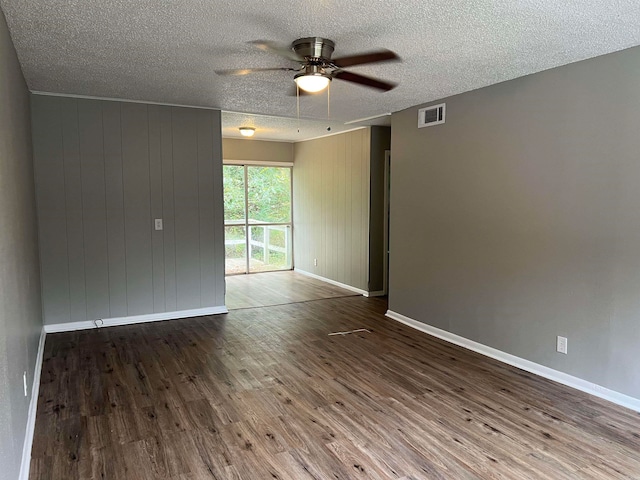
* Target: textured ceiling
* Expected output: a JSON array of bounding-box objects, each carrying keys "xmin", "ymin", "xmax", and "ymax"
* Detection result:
[
  {"xmin": 2, "ymin": 0, "xmax": 640, "ymax": 141},
  {"xmin": 222, "ymin": 111, "xmax": 391, "ymax": 142}
]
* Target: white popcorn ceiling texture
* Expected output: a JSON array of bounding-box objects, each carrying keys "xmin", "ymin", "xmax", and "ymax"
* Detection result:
[{"xmin": 2, "ymin": 0, "xmax": 640, "ymax": 141}]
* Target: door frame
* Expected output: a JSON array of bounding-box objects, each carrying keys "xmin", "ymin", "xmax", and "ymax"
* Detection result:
[
  {"xmin": 383, "ymin": 150, "xmax": 390, "ymax": 295},
  {"xmin": 223, "ymin": 160, "xmax": 294, "ymax": 275}
]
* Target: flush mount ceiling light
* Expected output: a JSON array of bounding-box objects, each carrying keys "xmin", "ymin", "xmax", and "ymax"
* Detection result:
[
  {"xmin": 239, "ymin": 127, "xmax": 255, "ymax": 137},
  {"xmin": 294, "ymin": 72, "xmax": 331, "ymax": 93}
]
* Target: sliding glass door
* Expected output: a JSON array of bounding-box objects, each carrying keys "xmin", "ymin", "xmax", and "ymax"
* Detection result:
[{"xmin": 223, "ymin": 165, "xmax": 292, "ymax": 275}]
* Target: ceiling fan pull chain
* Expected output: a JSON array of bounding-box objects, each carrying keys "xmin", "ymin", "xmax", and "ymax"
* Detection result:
[
  {"xmin": 327, "ymin": 81, "xmax": 331, "ymax": 120},
  {"xmin": 296, "ymin": 83, "xmax": 300, "ymax": 133}
]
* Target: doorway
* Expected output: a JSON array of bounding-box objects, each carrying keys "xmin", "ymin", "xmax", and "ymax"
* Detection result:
[
  {"xmin": 383, "ymin": 150, "xmax": 390, "ymax": 295},
  {"xmin": 224, "ymin": 164, "xmax": 293, "ymax": 275}
]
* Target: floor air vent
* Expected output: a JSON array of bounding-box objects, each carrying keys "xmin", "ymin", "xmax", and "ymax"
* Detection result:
[{"xmin": 418, "ymin": 103, "xmax": 445, "ymax": 128}]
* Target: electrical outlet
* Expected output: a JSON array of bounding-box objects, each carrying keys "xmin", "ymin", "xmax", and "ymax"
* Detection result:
[
  {"xmin": 154, "ymin": 218, "xmax": 163, "ymax": 231},
  {"xmin": 556, "ymin": 336, "xmax": 568, "ymax": 354},
  {"xmin": 314, "ymin": 258, "xmax": 318, "ymax": 267},
  {"xmin": 23, "ymin": 371, "xmax": 28, "ymax": 397}
]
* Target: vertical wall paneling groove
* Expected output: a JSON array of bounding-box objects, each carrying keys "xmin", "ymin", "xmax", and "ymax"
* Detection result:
[
  {"xmin": 197, "ymin": 111, "xmax": 216, "ymax": 304},
  {"xmin": 336, "ymin": 134, "xmax": 344, "ymax": 283},
  {"xmin": 121, "ymin": 103, "xmax": 154, "ymax": 315},
  {"xmin": 31, "ymin": 96, "xmax": 225, "ymax": 325},
  {"xmin": 363, "ymin": 133, "xmax": 370, "ymax": 286},
  {"xmin": 196, "ymin": 113, "xmax": 202, "ymax": 306},
  {"xmin": 148, "ymin": 105, "xmax": 166, "ymax": 313},
  {"xmin": 211, "ymin": 112, "xmax": 225, "ymax": 306},
  {"xmin": 339, "ymin": 135, "xmax": 344, "ymax": 279},
  {"xmin": 61, "ymin": 98, "xmax": 87, "ymax": 322},
  {"xmin": 321, "ymin": 138, "xmax": 327, "ymax": 277},
  {"xmin": 161, "ymin": 106, "xmax": 177, "ymax": 311},
  {"xmin": 345, "ymin": 133, "xmax": 353, "ymax": 287},
  {"xmin": 102, "ymin": 101, "xmax": 127, "ymax": 317},
  {"xmin": 172, "ymin": 109, "xmax": 201, "ymax": 310},
  {"xmin": 351, "ymin": 131, "xmax": 363, "ymax": 286},
  {"xmin": 32, "ymin": 96, "xmax": 71, "ymax": 323},
  {"xmin": 77, "ymin": 100, "xmax": 110, "ymax": 320},
  {"xmin": 363, "ymin": 132, "xmax": 371, "ymax": 287}
]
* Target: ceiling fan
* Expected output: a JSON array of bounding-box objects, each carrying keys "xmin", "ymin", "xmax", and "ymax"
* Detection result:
[{"xmin": 215, "ymin": 37, "xmax": 399, "ymax": 94}]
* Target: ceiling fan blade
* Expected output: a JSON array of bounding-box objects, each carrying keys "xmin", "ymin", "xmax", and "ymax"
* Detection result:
[
  {"xmin": 215, "ymin": 67, "xmax": 297, "ymax": 76},
  {"xmin": 249, "ymin": 40, "xmax": 304, "ymax": 62},
  {"xmin": 331, "ymin": 49, "xmax": 399, "ymax": 68},
  {"xmin": 333, "ymin": 70, "xmax": 397, "ymax": 91}
]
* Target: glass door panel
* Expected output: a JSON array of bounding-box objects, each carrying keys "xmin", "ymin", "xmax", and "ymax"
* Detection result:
[
  {"xmin": 224, "ymin": 164, "xmax": 293, "ymax": 275},
  {"xmin": 247, "ymin": 167, "xmax": 291, "ymax": 223},
  {"xmin": 223, "ymin": 165, "xmax": 246, "ymax": 223},
  {"xmin": 224, "ymin": 225, "xmax": 247, "ymax": 275},
  {"xmin": 224, "ymin": 165, "xmax": 247, "ymax": 274},
  {"xmin": 248, "ymin": 225, "xmax": 292, "ymax": 273}
]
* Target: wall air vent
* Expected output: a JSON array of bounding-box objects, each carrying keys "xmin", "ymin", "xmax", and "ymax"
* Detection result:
[{"xmin": 418, "ymin": 103, "xmax": 445, "ymax": 128}]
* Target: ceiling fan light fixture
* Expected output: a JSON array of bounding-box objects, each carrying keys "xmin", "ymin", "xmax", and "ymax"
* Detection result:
[
  {"xmin": 294, "ymin": 73, "xmax": 331, "ymax": 93},
  {"xmin": 239, "ymin": 127, "xmax": 256, "ymax": 137}
]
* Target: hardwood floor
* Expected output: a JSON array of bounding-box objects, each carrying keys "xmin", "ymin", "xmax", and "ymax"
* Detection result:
[
  {"xmin": 31, "ymin": 296, "xmax": 640, "ymax": 479},
  {"xmin": 225, "ymin": 271, "xmax": 358, "ymax": 310}
]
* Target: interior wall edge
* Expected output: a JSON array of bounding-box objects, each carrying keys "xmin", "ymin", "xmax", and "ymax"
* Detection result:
[
  {"xmin": 364, "ymin": 290, "xmax": 386, "ymax": 298},
  {"xmin": 385, "ymin": 309, "xmax": 640, "ymax": 414}
]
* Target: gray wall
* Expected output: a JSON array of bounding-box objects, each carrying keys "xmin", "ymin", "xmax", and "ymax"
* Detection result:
[
  {"xmin": 0, "ymin": 8, "xmax": 43, "ymax": 480},
  {"xmin": 390, "ymin": 46, "xmax": 640, "ymax": 399},
  {"xmin": 293, "ymin": 129, "xmax": 371, "ymax": 291},
  {"xmin": 368, "ymin": 127, "xmax": 390, "ymax": 292},
  {"xmin": 31, "ymin": 96, "xmax": 225, "ymax": 325},
  {"xmin": 223, "ymin": 138, "xmax": 293, "ymax": 163}
]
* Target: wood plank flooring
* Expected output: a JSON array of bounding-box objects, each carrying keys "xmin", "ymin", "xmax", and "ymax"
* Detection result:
[
  {"xmin": 225, "ymin": 271, "xmax": 358, "ymax": 310},
  {"xmin": 30, "ymin": 296, "xmax": 640, "ymax": 479}
]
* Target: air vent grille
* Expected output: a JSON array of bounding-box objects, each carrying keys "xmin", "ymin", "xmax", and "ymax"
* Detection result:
[{"xmin": 418, "ymin": 103, "xmax": 445, "ymax": 128}]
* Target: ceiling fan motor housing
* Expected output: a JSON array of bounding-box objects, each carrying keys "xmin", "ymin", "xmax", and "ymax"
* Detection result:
[
  {"xmin": 292, "ymin": 37, "xmax": 335, "ymax": 62},
  {"xmin": 294, "ymin": 64, "xmax": 329, "ymax": 78}
]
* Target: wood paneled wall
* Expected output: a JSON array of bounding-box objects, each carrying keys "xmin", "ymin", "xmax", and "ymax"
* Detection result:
[
  {"xmin": 293, "ymin": 129, "xmax": 371, "ymax": 291},
  {"xmin": 31, "ymin": 96, "xmax": 225, "ymax": 326}
]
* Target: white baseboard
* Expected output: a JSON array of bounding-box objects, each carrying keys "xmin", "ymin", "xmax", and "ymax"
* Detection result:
[
  {"xmin": 19, "ymin": 326, "xmax": 46, "ymax": 480},
  {"xmin": 385, "ymin": 310, "xmax": 640, "ymax": 413},
  {"xmin": 364, "ymin": 290, "xmax": 386, "ymax": 298},
  {"xmin": 43, "ymin": 306, "xmax": 228, "ymax": 333},
  {"xmin": 294, "ymin": 268, "xmax": 367, "ymax": 296}
]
